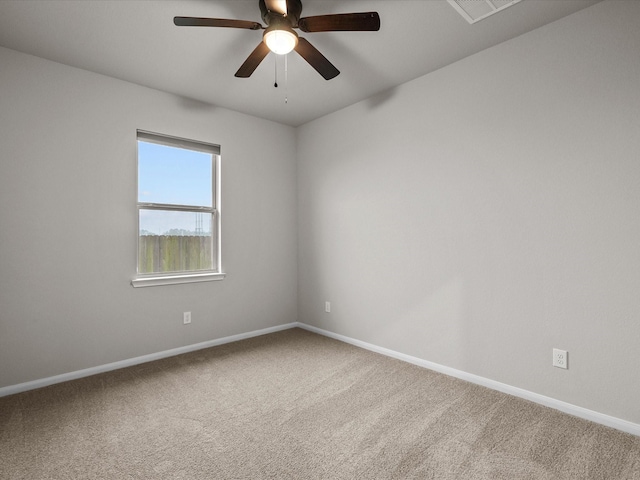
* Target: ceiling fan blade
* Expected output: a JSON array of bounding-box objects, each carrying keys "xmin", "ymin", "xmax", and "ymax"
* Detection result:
[
  {"xmin": 235, "ymin": 42, "xmax": 271, "ymax": 78},
  {"xmin": 298, "ymin": 12, "xmax": 380, "ymax": 32},
  {"xmin": 174, "ymin": 17, "xmax": 263, "ymax": 30},
  {"xmin": 264, "ymin": 0, "xmax": 287, "ymax": 15},
  {"xmin": 294, "ymin": 37, "xmax": 340, "ymax": 80}
]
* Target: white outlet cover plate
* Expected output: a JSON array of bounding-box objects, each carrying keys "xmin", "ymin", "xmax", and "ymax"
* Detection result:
[{"xmin": 553, "ymin": 348, "xmax": 568, "ymax": 369}]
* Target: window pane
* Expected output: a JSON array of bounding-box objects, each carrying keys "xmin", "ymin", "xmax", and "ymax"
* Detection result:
[
  {"xmin": 138, "ymin": 210, "xmax": 214, "ymax": 274},
  {"xmin": 138, "ymin": 141, "xmax": 212, "ymax": 207}
]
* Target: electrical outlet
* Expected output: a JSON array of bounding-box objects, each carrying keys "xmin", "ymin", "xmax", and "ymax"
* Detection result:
[
  {"xmin": 183, "ymin": 311, "xmax": 192, "ymax": 325},
  {"xmin": 325, "ymin": 301, "xmax": 331, "ymax": 313},
  {"xmin": 553, "ymin": 348, "xmax": 568, "ymax": 369}
]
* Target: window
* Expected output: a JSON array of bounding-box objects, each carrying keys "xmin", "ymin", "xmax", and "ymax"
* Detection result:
[{"xmin": 131, "ymin": 130, "xmax": 224, "ymax": 287}]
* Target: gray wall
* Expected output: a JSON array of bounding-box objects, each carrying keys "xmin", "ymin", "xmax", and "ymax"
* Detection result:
[
  {"xmin": 297, "ymin": 0, "xmax": 640, "ymax": 424},
  {"xmin": 0, "ymin": 46, "xmax": 298, "ymax": 388}
]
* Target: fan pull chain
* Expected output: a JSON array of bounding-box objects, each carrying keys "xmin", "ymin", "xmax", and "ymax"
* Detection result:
[
  {"xmin": 274, "ymin": 54, "xmax": 278, "ymax": 88},
  {"xmin": 273, "ymin": 54, "xmax": 288, "ymax": 104},
  {"xmin": 284, "ymin": 54, "xmax": 288, "ymax": 104}
]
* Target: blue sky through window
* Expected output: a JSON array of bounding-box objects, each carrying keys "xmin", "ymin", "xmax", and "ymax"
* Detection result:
[
  {"xmin": 138, "ymin": 141, "xmax": 212, "ymax": 206},
  {"xmin": 138, "ymin": 140, "xmax": 213, "ymax": 235}
]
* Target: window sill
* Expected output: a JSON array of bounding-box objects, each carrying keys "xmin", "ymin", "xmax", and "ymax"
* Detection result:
[{"xmin": 131, "ymin": 272, "xmax": 226, "ymax": 288}]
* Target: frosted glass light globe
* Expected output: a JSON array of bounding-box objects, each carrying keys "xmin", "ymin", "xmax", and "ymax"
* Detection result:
[{"xmin": 264, "ymin": 28, "xmax": 298, "ymax": 55}]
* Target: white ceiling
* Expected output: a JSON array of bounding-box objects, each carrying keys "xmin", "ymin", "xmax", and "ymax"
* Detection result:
[{"xmin": 0, "ymin": 0, "xmax": 601, "ymax": 126}]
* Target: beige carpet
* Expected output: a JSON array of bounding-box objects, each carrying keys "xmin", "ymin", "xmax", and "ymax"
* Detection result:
[{"xmin": 1, "ymin": 328, "xmax": 639, "ymax": 479}]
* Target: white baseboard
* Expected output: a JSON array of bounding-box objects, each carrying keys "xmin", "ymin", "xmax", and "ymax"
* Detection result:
[
  {"xmin": 3, "ymin": 320, "xmax": 638, "ymax": 437},
  {"xmin": 0, "ymin": 323, "xmax": 298, "ymax": 398},
  {"xmin": 296, "ymin": 322, "xmax": 640, "ymax": 437}
]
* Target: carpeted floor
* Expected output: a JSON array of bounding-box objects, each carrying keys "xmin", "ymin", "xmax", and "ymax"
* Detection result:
[{"xmin": 1, "ymin": 328, "xmax": 639, "ymax": 479}]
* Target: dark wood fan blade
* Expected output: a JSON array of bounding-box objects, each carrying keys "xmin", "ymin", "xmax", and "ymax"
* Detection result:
[
  {"xmin": 294, "ymin": 37, "xmax": 340, "ymax": 80},
  {"xmin": 174, "ymin": 17, "xmax": 263, "ymax": 30},
  {"xmin": 298, "ymin": 12, "xmax": 380, "ymax": 32},
  {"xmin": 235, "ymin": 42, "xmax": 271, "ymax": 78}
]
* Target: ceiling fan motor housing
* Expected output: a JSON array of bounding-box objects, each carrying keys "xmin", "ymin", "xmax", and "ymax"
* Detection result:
[{"xmin": 260, "ymin": 0, "xmax": 303, "ymax": 26}]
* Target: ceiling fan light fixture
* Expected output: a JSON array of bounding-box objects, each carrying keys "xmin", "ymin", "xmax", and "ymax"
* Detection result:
[{"xmin": 264, "ymin": 27, "xmax": 298, "ymax": 55}]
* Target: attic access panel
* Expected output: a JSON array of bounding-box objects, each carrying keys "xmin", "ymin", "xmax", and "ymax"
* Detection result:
[{"xmin": 447, "ymin": 0, "xmax": 523, "ymax": 24}]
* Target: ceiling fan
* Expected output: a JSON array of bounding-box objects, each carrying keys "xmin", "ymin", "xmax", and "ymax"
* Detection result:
[{"xmin": 174, "ymin": 0, "xmax": 380, "ymax": 80}]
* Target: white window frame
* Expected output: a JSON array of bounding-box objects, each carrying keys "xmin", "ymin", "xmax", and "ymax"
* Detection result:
[{"xmin": 131, "ymin": 130, "xmax": 225, "ymax": 288}]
